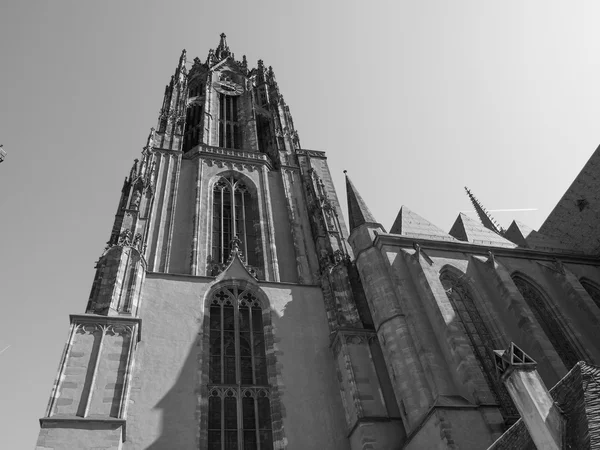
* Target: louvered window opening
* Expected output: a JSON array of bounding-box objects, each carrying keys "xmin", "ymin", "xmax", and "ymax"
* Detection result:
[
  {"xmin": 219, "ymin": 94, "xmax": 241, "ymax": 149},
  {"xmin": 208, "ymin": 288, "xmax": 273, "ymax": 450},
  {"xmin": 211, "ymin": 176, "xmax": 259, "ymax": 267},
  {"xmin": 513, "ymin": 277, "xmax": 579, "ymax": 370},
  {"xmin": 440, "ymin": 272, "xmax": 518, "ymax": 423}
]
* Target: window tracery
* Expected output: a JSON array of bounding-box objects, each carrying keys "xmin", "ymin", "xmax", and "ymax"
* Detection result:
[
  {"xmin": 512, "ymin": 276, "xmax": 579, "ymax": 369},
  {"xmin": 219, "ymin": 94, "xmax": 241, "ymax": 149},
  {"xmin": 440, "ymin": 271, "xmax": 518, "ymax": 422},
  {"xmin": 211, "ymin": 175, "xmax": 260, "ymax": 274},
  {"xmin": 208, "ymin": 288, "xmax": 273, "ymax": 450}
]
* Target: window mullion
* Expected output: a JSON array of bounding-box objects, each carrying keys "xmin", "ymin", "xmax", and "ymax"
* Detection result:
[
  {"xmin": 220, "ymin": 188, "xmax": 224, "ymax": 263},
  {"xmin": 249, "ymin": 304, "xmax": 256, "ymax": 385},
  {"xmin": 232, "ymin": 183, "xmax": 237, "ymax": 239},
  {"xmin": 221, "ymin": 394, "xmax": 225, "ymax": 450},
  {"xmin": 241, "ymin": 192, "xmax": 247, "ymax": 260},
  {"xmin": 234, "ymin": 287, "xmax": 243, "ymax": 450},
  {"xmin": 254, "ymin": 396, "xmax": 261, "ymax": 450},
  {"xmin": 220, "ymin": 304, "xmax": 224, "ymax": 384}
]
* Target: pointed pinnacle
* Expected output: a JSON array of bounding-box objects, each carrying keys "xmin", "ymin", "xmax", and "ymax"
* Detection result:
[
  {"xmin": 464, "ymin": 187, "xmax": 504, "ymax": 235},
  {"xmin": 345, "ymin": 172, "xmax": 379, "ymax": 231}
]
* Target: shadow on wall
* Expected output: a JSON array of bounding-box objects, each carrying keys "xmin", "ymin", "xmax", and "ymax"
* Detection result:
[{"xmin": 143, "ymin": 283, "xmax": 346, "ymax": 449}]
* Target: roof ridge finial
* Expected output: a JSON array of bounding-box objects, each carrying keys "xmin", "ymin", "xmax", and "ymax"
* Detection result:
[{"xmin": 464, "ymin": 187, "xmax": 504, "ymax": 235}]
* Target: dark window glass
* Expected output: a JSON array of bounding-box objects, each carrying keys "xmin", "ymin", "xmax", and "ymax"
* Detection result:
[
  {"xmin": 211, "ymin": 177, "xmax": 261, "ymax": 272},
  {"xmin": 218, "ymin": 94, "xmax": 241, "ymax": 149},
  {"xmin": 207, "ymin": 289, "xmax": 273, "ymax": 449}
]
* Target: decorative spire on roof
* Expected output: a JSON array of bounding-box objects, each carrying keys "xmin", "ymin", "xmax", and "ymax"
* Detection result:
[
  {"xmin": 215, "ymin": 32, "xmax": 232, "ymax": 60},
  {"xmin": 345, "ymin": 171, "xmax": 379, "ymax": 231},
  {"xmin": 464, "ymin": 187, "xmax": 504, "ymax": 235}
]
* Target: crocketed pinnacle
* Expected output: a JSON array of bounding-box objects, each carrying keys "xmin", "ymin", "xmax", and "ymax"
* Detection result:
[
  {"xmin": 345, "ymin": 171, "xmax": 379, "ymax": 231},
  {"xmin": 465, "ymin": 186, "xmax": 504, "ymax": 235},
  {"xmin": 215, "ymin": 32, "xmax": 231, "ymax": 59}
]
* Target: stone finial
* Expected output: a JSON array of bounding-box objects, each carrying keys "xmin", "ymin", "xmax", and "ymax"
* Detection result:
[
  {"xmin": 215, "ymin": 32, "xmax": 231, "ymax": 60},
  {"xmin": 146, "ymin": 127, "xmax": 155, "ymax": 149}
]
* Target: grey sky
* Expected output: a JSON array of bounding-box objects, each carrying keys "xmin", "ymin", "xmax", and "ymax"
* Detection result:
[{"xmin": 2, "ymin": 1, "xmax": 600, "ymax": 448}]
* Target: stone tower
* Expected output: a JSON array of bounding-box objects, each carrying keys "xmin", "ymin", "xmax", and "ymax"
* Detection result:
[
  {"xmin": 36, "ymin": 34, "xmax": 600, "ymax": 450},
  {"xmin": 36, "ymin": 34, "xmax": 400, "ymax": 450}
]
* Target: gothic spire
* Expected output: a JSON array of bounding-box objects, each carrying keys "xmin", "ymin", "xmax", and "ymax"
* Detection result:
[
  {"xmin": 464, "ymin": 187, "xmax": 504, "ymax": 235},
  {"xmin": 215, "ymin": 32, "xmax": 232, "ymax": 60},
  {"xmin": 345, "ymin": 171, "xmax": 379, "ymax": 231}
]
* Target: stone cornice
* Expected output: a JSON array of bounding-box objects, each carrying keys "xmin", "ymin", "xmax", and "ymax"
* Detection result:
[
  {"xmin": 149, "ymin": 146, "xmax": 183, "ymax": 156},
  {"xmin": 145, "ymin": 271, "xmax": 322, "ymax": 289},
  {"xmin": 69, "ymin": 314, "xmax": 142, "ymax": 342},
  {"xmin": 183, "ymin": 144, "xmax": 274, "ymax": 170},
  {"xmin": 374, "ymin": 232, "xmax": 600, "ymax": 265},
  {"xmin": 39, "ymin": 417, "xmax": 127, "ymax": 441},
  {"xmin": 296, "ymin": 148, "xmax": 327, "ymax": 159},
  {"xmin": 329, "ymin": 327, "xmax": 377, "ymax": 355}
]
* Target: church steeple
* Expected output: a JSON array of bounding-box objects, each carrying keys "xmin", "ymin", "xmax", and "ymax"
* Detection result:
[
  {"xmin": 345, "ymin": 171, "xmax": 380, "ymax": 231},
  {"xmin": 465, "ymin": 186, "xmax": 504, "ymax": 235},
  {"xmin": 214, "ymin": 32, "xmax": 232, "ymax": 60}
]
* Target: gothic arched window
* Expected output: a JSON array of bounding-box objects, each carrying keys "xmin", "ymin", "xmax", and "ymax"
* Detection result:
[
  {"xmin": 580, "ymin": 279, "xmax": 600, "ymax": 310},
  {"xmin": 219, "ymin": 94, "xmax": 241, "ymax": 149},
  {"xmin": 440, "ymin": 271, "xmax": 517, "ymax": 422},
  {"xmin": 208, "ymin": 288, "xmax": 273, "ymax": 450},
  {"xmin": 211, "ymin": 176, "xmax": 260, "ymax": 272},
  {"xmin": 512, "ymin": 276, "xmax": 579, "ymax": 369},
  {"xmin": 183, "ymin": 97, "xmax": 203, "ymax": 152}
]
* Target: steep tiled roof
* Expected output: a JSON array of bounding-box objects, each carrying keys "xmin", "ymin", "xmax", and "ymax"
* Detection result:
[
  {"xmin": 504, "ymin": 220, "xmax": 577, "ymax": 253},
  {"xmin": 488, "ymin": 362, "xmax": 600, "ymax": 450},
  {"xmin": 389, "ymin": 206, "xmax": 457, "ymax": 242},
  {"xmin": 449, "ymin": 213, "xmax": 516, "ymax": 248}
]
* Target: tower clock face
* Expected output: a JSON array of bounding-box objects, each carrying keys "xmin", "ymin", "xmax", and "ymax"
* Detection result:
[{"xmin": 214, "ymin": 80, "xmax": 244, "ymax": 96}]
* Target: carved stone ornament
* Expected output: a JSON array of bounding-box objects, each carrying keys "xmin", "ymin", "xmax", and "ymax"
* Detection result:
[
  {"xmin": 118, "ymin": 229, "xmax": 132, "ymax": 247},
  {"xmin": 207, "ymin": 236, "xmax": 260, "ymax": 279}
]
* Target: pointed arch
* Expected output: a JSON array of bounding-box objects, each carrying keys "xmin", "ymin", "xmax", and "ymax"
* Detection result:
[
  {"xmin": 209, "ymin": 172, "xmax": 263, "ymax": 278},
  {"xmin": 198, "ymin": 280, "xmax": 283, "ymax": 450},
  {"xmin": 579, "ymin": 277, "xmax": 600, "ymax": 310},
  {"xmin": 439, "ymin": 267, "xmax": 518, "ymax": 422},
  {"xmin": 511, "ymin": 272, "xmax": 580, "ymax": 370}
]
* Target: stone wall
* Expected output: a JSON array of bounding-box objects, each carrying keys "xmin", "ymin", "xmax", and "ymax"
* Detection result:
[{"xmin": 123, "ymin": 273, "xmax": 348, "ymax": 449}]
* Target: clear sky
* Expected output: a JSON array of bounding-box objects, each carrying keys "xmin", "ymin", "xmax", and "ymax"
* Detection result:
[{"xmin": 2, "ymin": 1, "xmax": 600, "ymax": 448}]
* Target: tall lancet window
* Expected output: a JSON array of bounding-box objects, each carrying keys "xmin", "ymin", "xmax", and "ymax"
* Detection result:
[
  {"xmin": 212, "ymin": 176, "xmax": 260, "ymax": 269},
  {"xmin": 183, "ymin": 100, "xmax": 203, "ymax": 152},
  {"xmin": 218, "ymin": 94, "xmax": 241, "ymax": 149},
  {"xmin": 513, "ymin": 276, "xmax": 580, "ymax": 369},
  {"xmin": 440, "ymin": 271, "xmax": 518, "ymax": 422},
  {"xmin": 208, "ymin": 288, "xmax": 273, "ymax": 450}
]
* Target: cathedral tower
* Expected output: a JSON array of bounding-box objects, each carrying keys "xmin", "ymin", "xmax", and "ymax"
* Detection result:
[
  {"xmin": 37, "ymin": 34, "xmax": 600, "ymax": 450},
  {"xmin": 36, "ymin": 35, "xmax": 400, "ymax": 450}
]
